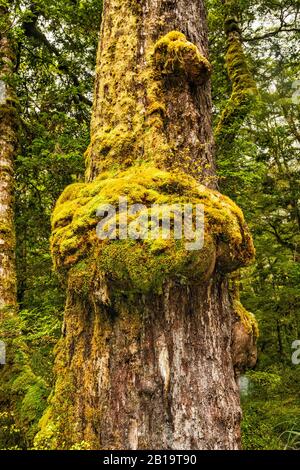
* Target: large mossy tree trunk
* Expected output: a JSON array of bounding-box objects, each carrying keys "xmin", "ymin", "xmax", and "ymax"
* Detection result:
[{"xmin": 39, "ymin": 0, "xmax": 257, "ymax": 450}]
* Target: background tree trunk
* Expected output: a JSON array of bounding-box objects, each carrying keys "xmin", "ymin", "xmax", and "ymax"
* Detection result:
[
  {"xmin": 39, "ymin": 0, "xmax": 257, "ymax": 450},
  {"xmin": 0, "ymin": 6, "xmax": 17, "ymax": 316}
]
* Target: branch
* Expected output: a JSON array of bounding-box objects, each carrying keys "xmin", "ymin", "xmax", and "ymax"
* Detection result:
[
  {"xmin": 244, "ymin": 23, "xmax": 300, "ymax": 42},
  {"xmin": 267, "ymin": 223, "xmax": 296, "ymax": 252}
]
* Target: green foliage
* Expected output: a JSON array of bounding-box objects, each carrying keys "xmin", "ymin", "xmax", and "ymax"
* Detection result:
[
  {"xmin": 242, "ymin": 367, "xmax": 300, "ymax": 450},
  {"xmin": 0, "ymin": 411, "xmax": 22, "ymax": 450},
  {"xmin": 208, "ymin": 0, "xmax": 300, "ymax": 450},
  {"xmin": 0, "ymin": 302, "xmax": 62, "ymax": 448},
  {"xmin": 0, "ymin": 0, "xmax": 101, "ymax": 449}
]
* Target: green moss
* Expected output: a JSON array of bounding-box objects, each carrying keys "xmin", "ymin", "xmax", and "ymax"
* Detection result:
[
  {"xmin": 11, "ymin": 366, "xmax": 36, "ymax": 394},
  {"xmin": 18, "ymin": 379, "xmax": 49, "ymax": 442},
  {"xmin": 86, "ymin": 125, "xmax": 139, "ymax": 169},
  {"xmin": 230, "ymin": 276, "xmax": 259, "ymax": 338},
  {"xmin": 34, "ymin": 338, "xmax": 80, "ymax": 450},
  {"xmin": 85, "ymin": 27, "xmax": 212, "ymax": 180},
  {"xmin": 215, "ymin": 11, "xmax": 257, "ymax": 149},
  {"xmin": 0, "ymin": 101, "xmax": 19, "ymax": 130},
  {"xmin": 146, "ymin": 101, "xmax": 166, "ymax": 118},
  {"xmin": 33, "ymin": 407, "xmax": 59, "ymax": 450},
  {"xmin": 0, "ymin": 221, "xmax": 13, "ymax": 234},
  {"xmin": 153, "ymin": 31, "xmax": 212, "ymax": 84},
  {"xmin": 233, "ymin": 298, "xmax": 259, "ymax": 338},
  {"xmin": 51, "ymin": 165, "xmax": 254, "ymax": 295}
]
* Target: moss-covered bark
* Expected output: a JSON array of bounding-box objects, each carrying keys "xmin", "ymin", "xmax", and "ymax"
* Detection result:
[
  {"xmin": 0, "ymin": 7, "xmax": 29, "ymax": 450},
  {"xmin": 86, "ymin": 0, "xmax": 216, "ymax": 187},
  {"xmin": 38, "ymin": 0, "xmax": 257, "ymax": 450},
  {"xmin": 215, "ymin": 0, "xmax": 257, "ymax": 152}
]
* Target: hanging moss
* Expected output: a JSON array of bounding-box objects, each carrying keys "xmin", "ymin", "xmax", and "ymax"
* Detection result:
[{"xmin": 215, "ymin": 6, "xmax": 257, "ymax": 150}]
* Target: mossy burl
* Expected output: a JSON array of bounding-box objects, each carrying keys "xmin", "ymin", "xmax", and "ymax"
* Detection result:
[
  {"xmin": 233, "ymin": 297, "xmax": 259, "ymax": 339},
  {"xmin": 51, "ymin": 165, "xmax": 255, "ymax": 295},
  {"xmin": 229, "ymin": 275, "xmax": 259, "ymax": 339},
  {"xmin": 153, "ymin": 31, "xmax": 212, "ymax": 83}
]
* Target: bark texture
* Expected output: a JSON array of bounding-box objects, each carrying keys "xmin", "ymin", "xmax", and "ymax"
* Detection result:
[
  {"xmin": 0, "ymin": 7, "xmax": 17, "ymax": 315},
  {"xmin": 49, "ymin": 278, "xmax": 251, "ymax": 449},
  {"xmin": 38, "ymin": 0, "xmax": 257, "ymax": 450},
  {"xmin": 86, "ymin": 0, "xmax": 216, "ymax": 186}
]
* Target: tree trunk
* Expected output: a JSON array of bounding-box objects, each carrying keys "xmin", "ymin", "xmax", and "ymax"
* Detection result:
[
  {"xmin": 86, "ymin": 0, "xmax": 215, "ymax": 186},
  {"xmin": 38, "ymin": 0, "xmax": 257, "ymax": 450},
  {"xmin": 0, "ymin": 7, "xmax": 17, "ymax": 317}
]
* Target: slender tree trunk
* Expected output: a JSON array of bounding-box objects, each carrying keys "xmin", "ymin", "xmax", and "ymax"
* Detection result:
[
  {"xmin": 0, "ymin": 6, "xmax": 17, "ymax": 317},
  {"xmin": 276, "ymin": 319, "xmax": 283, "ymax": 358},
  {"xmin": 40, "ymin": 0, "xmax": 257, "ymax": 450},
  {"xmin": 0, "ymin": 7, "xmax": 19, "ymax": 446}
]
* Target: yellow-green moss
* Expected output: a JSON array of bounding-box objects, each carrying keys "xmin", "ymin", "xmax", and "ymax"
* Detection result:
[
  {"xmin": 153, "ymin": 31, "xmax": 212, "ymax": 84},
  {"xmin": 230, "ymin": 275, "xmax": 259, "ymax": 338},
  {"xmin": 233, "ymin": 298, "xmax": 259, "ymax": 339},
  {"xmin": 0, "ymin": 221, "xmax": 13, "ymax": 234},
  {"xmin": 51, "ymin": 165, "xmax": 254, "ymax": 295},
  {"xmin": 33, "ymin": 338, "xmax": 78, "ymax": 450},
  {"xmin": 0, "ymin": 100, "xmax": 19, "ymax": 131},
  {"xmin": 85, "ymin": 25, "xmax": 212, "ymax": 180},
  {"xmin": 215, "ymin": 7, "xmax": 257, "ymax": 149}
]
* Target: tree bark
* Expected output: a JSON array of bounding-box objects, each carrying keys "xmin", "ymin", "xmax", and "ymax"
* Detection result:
[
  {"xmin": 86, "ymin": 0, "xmax": 216, "ymax": 186},
  {"xmin": 0, "ymin": 6, "xmax": 18, "ymax": 316},
  {"xmin": 39, "ymin": 0, "xmax": 257, "ymax": 450}
]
